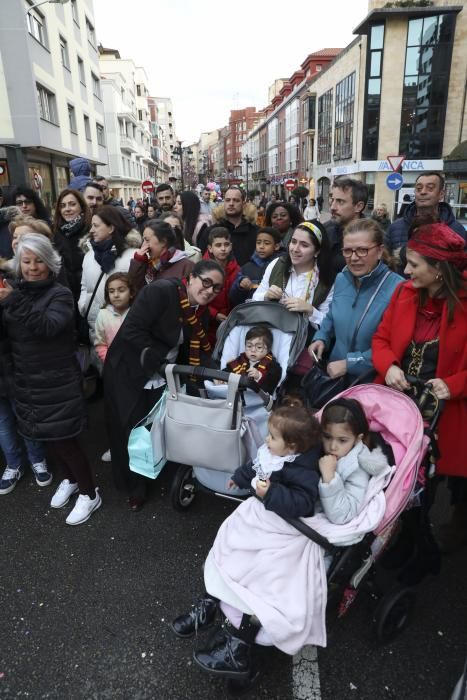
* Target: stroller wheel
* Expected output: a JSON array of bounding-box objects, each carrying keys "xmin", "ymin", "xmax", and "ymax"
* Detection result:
[
  {"xmin": 171, "ymin": 464, "xmax": 196, "ymax": 511},
  {"xmin": 374, "ymin": 586, "xmax": 416, "ymax": 643}
]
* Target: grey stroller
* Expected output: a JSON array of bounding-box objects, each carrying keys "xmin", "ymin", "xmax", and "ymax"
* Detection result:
[{"xmin": 166, "ymin": 301, "xmax": 309, "ymax": 510}]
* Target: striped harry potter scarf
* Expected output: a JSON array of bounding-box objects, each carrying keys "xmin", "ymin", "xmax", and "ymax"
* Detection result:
[
  {"xmin": 178, "ymin": 284, "xmax": 211, "ymax": 366},
  {"xmin": 226, "ymin": 352, "xmax": 275, "ymax": 385}
]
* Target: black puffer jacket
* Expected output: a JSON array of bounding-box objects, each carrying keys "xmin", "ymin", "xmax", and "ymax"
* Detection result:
[
  {"xmin": 54, "ymin": 220, "xmax": 89, "ymax": 303},
  {"xmin": 0, "ymin": 277, "xmax": 86, "ymax": 440}
]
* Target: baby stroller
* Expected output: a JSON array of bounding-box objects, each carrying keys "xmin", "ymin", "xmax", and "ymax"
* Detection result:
[
  {"xmin": 285, "ymin": 379, "xmax": 442, "ymax": 644},
  {"xmin": 169, "ymin": 381, "xmax": 442, "ymax": 695},
  {"xmin": 166, "ymin": 301, "xmax": 309, "ymax": 510}
]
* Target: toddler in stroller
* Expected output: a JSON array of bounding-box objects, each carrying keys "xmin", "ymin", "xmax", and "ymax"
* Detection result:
[
  {"xmin": 171, "ymin": 395, "xmax": 394, "ymax": 684},
  {"xmin": 168, "ymin": 301, "xmax": 309, "ymax": 508}
]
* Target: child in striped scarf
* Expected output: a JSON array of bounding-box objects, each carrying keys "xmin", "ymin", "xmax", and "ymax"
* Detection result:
[{"xmin": 223, "ymin": 325, "xmax": 281, "ymax": 395}]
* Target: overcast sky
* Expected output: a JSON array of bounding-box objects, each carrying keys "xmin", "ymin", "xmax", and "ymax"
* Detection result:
[{"xmin": 93, "ymin": 0, "xmax": 369, "ymax": 144}]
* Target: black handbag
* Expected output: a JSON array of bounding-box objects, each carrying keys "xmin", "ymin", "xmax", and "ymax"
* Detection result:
[
  {"xmin": 301, "ymin": 270, "xmax": 392, "ymax": 409},
  {"xmin": 301, "ymin": 362, "xmax": 347, "ymax": 409},
  {"xmin": 77, "ymin": 271, "xmax": 105, "ymax": 345}
]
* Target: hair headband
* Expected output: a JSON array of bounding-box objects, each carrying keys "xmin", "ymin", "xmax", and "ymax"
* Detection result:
[
  {"xmin": 323, "ymin": 398, "xmax": 368, "ymax": 434},
  {"xmin": 298, "ymin": 221, "xmax": 322, "ymax": 245}
]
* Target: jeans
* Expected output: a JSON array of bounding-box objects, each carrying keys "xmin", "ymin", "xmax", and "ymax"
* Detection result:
[{"xmin": 0, "ymin": 396, "xmax": 45, "ymax": 468}]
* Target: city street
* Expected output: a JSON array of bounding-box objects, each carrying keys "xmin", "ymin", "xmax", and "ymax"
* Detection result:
[{"xmin": 1, "ymin": 398, "xmax": 465, "ymax": 700}]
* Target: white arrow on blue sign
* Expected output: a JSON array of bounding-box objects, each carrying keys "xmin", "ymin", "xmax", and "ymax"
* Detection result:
[{"xmin": 386, "ymin": 172, "xmax": 404, "ymax": 191}]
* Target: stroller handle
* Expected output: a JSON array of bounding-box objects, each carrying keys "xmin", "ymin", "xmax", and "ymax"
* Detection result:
[{"xmin": 163, "ymin": 364, "xmax": 273, "ymax": 409}]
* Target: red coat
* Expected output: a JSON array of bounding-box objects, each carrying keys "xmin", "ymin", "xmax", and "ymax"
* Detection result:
[
  {"xmin": 202, "ymin": 252, "xmax": 240, "ymax": 345},
  {"xmin": 372, "ymin": 281, "xmax": 467, "ymax": 477}
]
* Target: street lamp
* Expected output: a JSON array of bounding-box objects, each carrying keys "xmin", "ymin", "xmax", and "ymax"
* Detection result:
[{"xmin": 239, "ymin": 155, "xmax": 253, "ymax": 197}]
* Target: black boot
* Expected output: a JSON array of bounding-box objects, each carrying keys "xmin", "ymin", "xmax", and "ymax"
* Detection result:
[
  {"xmin": 170, "ymin": 594, "xmax": 218, "ymax": 638},
  {"xmin": 193, "ymin": 614, "xmax": 261, "ymax": 680}
]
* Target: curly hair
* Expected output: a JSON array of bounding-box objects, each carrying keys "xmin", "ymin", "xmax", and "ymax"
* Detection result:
[{"xmin": 269, "ymin": 405, "xmax": 321, "ymax": 454}]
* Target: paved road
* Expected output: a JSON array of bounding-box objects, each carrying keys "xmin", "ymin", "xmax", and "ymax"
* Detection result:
[{"xmin": 1, "ymin": 397, "xmax": 465, "ymax": 699}]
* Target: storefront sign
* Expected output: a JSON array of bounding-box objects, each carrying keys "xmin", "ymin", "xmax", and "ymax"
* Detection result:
[{"xmin": 359, "ymin": 159, "xmax": 444, "ymax": 172}]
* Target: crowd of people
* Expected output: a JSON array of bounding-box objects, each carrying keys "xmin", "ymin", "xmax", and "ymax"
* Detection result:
[{"xmin": 0, "ymin": 171, "xmax": 465, "ymax": 680}]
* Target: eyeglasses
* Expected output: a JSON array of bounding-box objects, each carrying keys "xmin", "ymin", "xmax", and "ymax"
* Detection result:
[
  {"xmin": 341, "ymin": 245, "xmax": 380, "ymax": 259},
  {"xmin": 196, "ymin": 275, "xmax": 223, "ymax": 294},
  {"xmin": 16, "ymin": 198, "xmax": 33, "ymax": 206},
  {"xmin": 246, "ymin": 343, "xmax": 267, "ymax": 351}
]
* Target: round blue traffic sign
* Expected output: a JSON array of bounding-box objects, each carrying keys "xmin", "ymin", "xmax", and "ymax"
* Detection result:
[{"xmin": 386, "ymin": 172, "xmax": 404, "ymax": 191}]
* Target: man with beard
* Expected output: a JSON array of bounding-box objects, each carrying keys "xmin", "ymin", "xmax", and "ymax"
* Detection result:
[
  {"xmin": 325, "ymin": 177, "xmax": 368, "ymax": 273},
  {"xmin": 198, "ymin": 186, "xmax": 258, "ymax": 266}
]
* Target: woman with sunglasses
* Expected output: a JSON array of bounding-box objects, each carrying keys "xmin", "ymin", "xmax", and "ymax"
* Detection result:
[
  {"xmin": 12, "ymin": 186, "xmax": 51, "ymax": 226},
  {"xmin": 309, "ymin": 219, "xmax": 403, "ymax": 382},
  {"xmin": 103, "ymin": 259, "xmax": 224, "ymax": 511}
]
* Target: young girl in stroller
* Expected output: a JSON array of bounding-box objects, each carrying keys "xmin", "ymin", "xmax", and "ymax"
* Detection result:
[{"xmin": 170, "ymin": 398, "xmax": 392, "ymax": 681}]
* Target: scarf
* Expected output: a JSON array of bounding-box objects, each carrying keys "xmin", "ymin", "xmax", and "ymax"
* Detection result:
[
  {"xmin": 178, "ymin": 283, "xmax": 211, "ymax": 366},
  {"xmin": 59, "ymin": 215, "xmax": 84, "ymax": 239},
  {"xmin": 144, "ymin": 247, "xmax": 178, "ymax": 284},
  {"xmin": 251, "ymin": 443, "xmax": 299, "ymax": 484},
  {"xmin": 91, "ymin": 238, "xmax": 118, "ymax": 274},
  {"xmin": 226, "ymin": 351, "xmax": 275, "ymax": 386}
]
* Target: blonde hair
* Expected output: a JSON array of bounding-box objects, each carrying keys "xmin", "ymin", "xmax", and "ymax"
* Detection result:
[{"xmin": 9, "ymin": 215, "xmax": 53, "ymax": 240}]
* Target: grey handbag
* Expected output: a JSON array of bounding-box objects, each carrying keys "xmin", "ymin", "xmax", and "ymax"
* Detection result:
[{"xmin": 164, "ymin": 364, "xmax": 246, "ymax": 472}]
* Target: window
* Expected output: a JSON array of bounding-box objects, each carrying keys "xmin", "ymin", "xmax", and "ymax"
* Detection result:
[
  {"xmin": 86, "ymin": 18, "xmax": 96, "ymax": 48},
  {"xmin": 68, "ymin": 104, "xmax": 77, "ymax": 133},
  {"xmin": 96, "ymin": 123, "xmax": 105, "ymax": 147},
  {"xmin": 36, "ymin": 84, "xmax": 58, "ymax": 123},
  {"xmin": 91, "ymin": 73, "xmax": 101, "ymax": 98},
  {"xmin": 59, "ymin": 36, "xmax": 70, "ymax": 70},
  {"xmin": 302, "ymin": 96, "xmax": 316, "ymax": 130},
  {"xmin": 317, "ymin": 89, "xmax": 333, "ymax": 164},
  {"xmin": 77, "ymin": 57, "xmax": 86, "ymax": 84},
  {"xmin": 285, "ymin": 136, "xmax": 299, "ymax": 171},
  {"xmin": 138, "ymin": 110, "xmax": 143, "ymax": 121},
  {"xmin": 268, "ymin": 118, "xmax": 278, "ymax": 148},
  {"xmin": 334, "ymin": 72, "xmax": 355, "ymax": 160},
  {"xmin": 137, "ymin": 85, "xmax": 141, "ymax": 96},
  {"xmin": 84, "ymin": 115, "xmax": 91, "ymax": 141},
  {"xmin": 362, "ymin": 23, "xmax": 385, "ymax": 159},
  {"xmin": 71, "ymin": 0, "xmax": 79, "ymax": 24},
  {"xmin": 26, "ymin": 5, "xmax": 48, "ymax": 47},
  {"xmin": 399, "ymin": 13, "xmax": 456, "ymax": 158}
]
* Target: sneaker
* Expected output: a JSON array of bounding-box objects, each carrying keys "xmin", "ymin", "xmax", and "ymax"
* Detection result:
[
  {"xmin": 31, "ymin": 461, "xmax": 53, "ymax": 487},
  {"xmin": 0, "ymin": 466, "xmax": 24, "ymax": 495},
  {"xmin": 66, "ymin": 489, "xmax": 102, "ymax": 526},
  {"xmin": 101, "ymin": 449, "xmax": 111, "ymax": 462},
  {"xmin": 50, "ymin": 479, "xmax": 79, "ymax": 509}
]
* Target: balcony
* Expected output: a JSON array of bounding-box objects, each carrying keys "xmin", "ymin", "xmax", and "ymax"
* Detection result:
[{"xmin": 120, "ymin": 135, "xmax": 138, "ymax": 153}]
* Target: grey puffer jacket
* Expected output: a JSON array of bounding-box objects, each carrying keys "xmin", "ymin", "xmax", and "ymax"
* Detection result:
[{"xmin": 318, "ymin": 443, "xmax": 390, "ymax": 525}]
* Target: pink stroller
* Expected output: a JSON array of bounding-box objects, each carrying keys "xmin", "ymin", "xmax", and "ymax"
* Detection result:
[{"xmin": 302, "ymin": 381, "xmax": 440, "ymax": 643}]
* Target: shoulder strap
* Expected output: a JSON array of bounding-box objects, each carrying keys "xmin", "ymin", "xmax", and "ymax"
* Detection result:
[
  {"xmin": 84, "ymin": 271, "xmax": 105, "ymax": 320},
  {"xmin": 349, "ymin": 270, "xmax": 392, "ymax": 352},
  {"xmin": 268, "ymin": 257, "xmax": 289, "ymax": 291}
]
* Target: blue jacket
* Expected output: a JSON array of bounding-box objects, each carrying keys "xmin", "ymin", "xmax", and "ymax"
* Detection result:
[
  {"xmin": 385, "ymin": 201, "xmax": 466, "ymax": 253},
  {"xmin": 229, "ymin": 250, "xmax": 282, "ymax": 306},
  {"xmin": 312, "ymin": 262, "xmax": 403, "ymax": 378},
  {"xmin": 69, "ymin": 158, "xmax": 91, "ymax": 192}
]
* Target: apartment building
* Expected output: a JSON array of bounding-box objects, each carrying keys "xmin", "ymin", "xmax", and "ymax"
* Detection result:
[
  {"xmin": 97, "ymin": 47, "xmax": 154, "ymax": 202},
  {"xmin": 0, "ymin": 0, "xmax": 106, "ymax": 207},
  {"xmin": 154, "ymin": 97, "xmax": 179, "ymax": 185},
  {"xmin": 148, "ymin": 98, "xmax": 171, "ymax": 184},
  {"xmin": 243, "ymin": 0, "xmax": 467, "ymax": 221}
]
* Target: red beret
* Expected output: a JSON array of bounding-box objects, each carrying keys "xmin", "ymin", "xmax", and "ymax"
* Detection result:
[{"xmin": 408, "ymin": 223, "xmax": 466, "ymax": 270}]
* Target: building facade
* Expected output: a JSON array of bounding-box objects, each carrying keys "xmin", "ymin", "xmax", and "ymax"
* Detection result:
[
  {"xmin": 243, "ymin": 0, "xmax": 466, "ymax": 222},
  {"xmin": 0, "ymin": 0, "xmax": 106, "ymax": 207},
  {"xmin": 97, "ymin": 47, "xmax": 154, "ymax": 203}
]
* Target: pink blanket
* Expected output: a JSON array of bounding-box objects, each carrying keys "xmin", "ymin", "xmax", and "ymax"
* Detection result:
[{"xmin": 204, "ymin": 467, "xmax": 392, "ymax": 655}]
